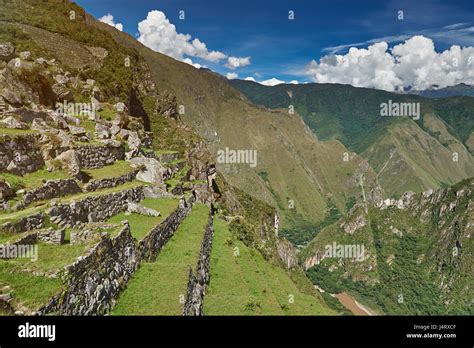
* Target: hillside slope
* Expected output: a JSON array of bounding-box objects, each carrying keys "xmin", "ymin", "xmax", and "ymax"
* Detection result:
[
  {"xmin": 229, "ymin": 80, "xmax": 474, "ymax": 197},
  {"xmin": 302, "ymin": 178, "xmax": 473, "ymax": 315},
  {"xmin": 93, "ymin": 19, "xmax": 382, "ymax": 241}
]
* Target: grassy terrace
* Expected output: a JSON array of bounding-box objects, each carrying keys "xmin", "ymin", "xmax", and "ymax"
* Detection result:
[
  {"xmin": 82, "ymin": 160, "xmax": 134, "ymax": 181},
  {"xmin": 2, "ymin": 168, "xmax": 69, "ymax": 192},
  {"xmin": 0, "ymin": 180, "xmax": 143, "ymax": 223},
  {"xmin": 203, "ymin": 218, "xmax": 334, "ymax": 315},
  {"xmin": 108, "ymin": 198, "xmax": 179, "ymax": 240},
  {"xmin": 0, "ymin": 263, "xmax": 62, "ymax": 311},
  {"xmin": 3, "ymin": 161, "xmax": 134, "ymax": 193},
  {"xmin": 111, "ymin": 204, "xmax": 210, "ymax": 315},
  {"xmin": 0, "ymin": 127, "xmax": 38, "ymax": 136}
]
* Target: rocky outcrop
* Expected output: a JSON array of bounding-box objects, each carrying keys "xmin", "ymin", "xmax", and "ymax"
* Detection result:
[
  {"xmin": 183, "ymin": 212, "xmax": 214, "ymax": 316},
  {"xmin": 0, "ymin": 42, "xmax": 15, "ymax": 62},
  {"xmin": 276, "ymin": 238, "xmax": 298, "ymax": 269},
  {"xmin": 54, "ymin": 149, "xmax": 81, "ymax": 176},
  {"xmin": 130, "ymin": 157, "xmax": 169, "ymax": 184}
]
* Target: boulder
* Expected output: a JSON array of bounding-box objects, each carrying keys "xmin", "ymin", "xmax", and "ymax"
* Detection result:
[
  {"xmin": 0, "ymin": 116, "xmax": 28, "ymax": 130},
  {"xmin": 54, "ymin": 74, "xmax": 69, "ymax": 85},
  {"xmin": 95, "ymin": 123, "xmax": 110, "ymax": 139},
  {"xmin": 0, "ymin": 179, "xmax": 14, "ymax": 200},
  {"xmin": 68, "ymin": 124, "xmax": 87, "ymax": 136},
  {"xmin": 18, "ymin": 51, "xmax": 31, "ymax": 60},
  {"xmin": 1, "ymin": 88, "xmax": 22, "ymax": 106},
  {"xmin": 130, "ymin": 157, "xmax": 168, "ymax": 184},
  {"xmin": 127, "ymin": 202, "xmax": 160, "ymax": 217},
  {"xmin": 55, "ymin": 149, "xmax": 81, "ymax": 176},
  {"xmin": 114, "ymin": 102, "xmax": 127, "ymax": 113},
  {"xmin": 0, "ymin": 43, "xmax": 15, "ymax": 62},
  {"xmin": 52, "ymin": 83, "xmax": 73, "ymax": 102},
  {"xmin": 127, "ymin": 131, "xmax": 141, "ymax": 151}
]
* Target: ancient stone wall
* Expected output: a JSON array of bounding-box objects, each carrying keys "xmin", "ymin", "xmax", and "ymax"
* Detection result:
[
  {"xmin": 183, "ymin": 212, "xmax": 214, "ymax": 316},
  {"xmin": 38, "ymin": 222, "xmax": 137, "ymax": 315},
  {"xmin": 0, "ymin": 134, "xmax": 44, "ymax": 175},
  {"xmin": 84, "ymin": 171, "xmax": 137, "ymax": 192},
  {"xmin": 47, "ymin": 186, "xmax": 144, "ymax": 226},
  {"xmin": 137, "ymin": 198, "xmax": 192, "ymax": 262},
  {"xmin": 39, "ymin": 199, "xmax": 194, "ymax": 315},
  {"xmin": 76, "ymin": 144, "xmax": 124, "ymax": 169},
  {"xmin": 0, "ymin": 212, "xmax": 44, "ymax": 234},
  {"xmin": 15, "ymin": 178, "xmax": 81, "ymax": 210}
]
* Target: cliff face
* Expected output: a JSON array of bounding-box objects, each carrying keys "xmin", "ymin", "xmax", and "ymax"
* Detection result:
[{"xmin": 303, "ymin": 178, "xmax": 473, "ymax": 314}]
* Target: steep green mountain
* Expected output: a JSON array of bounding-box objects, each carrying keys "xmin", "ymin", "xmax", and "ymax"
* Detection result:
[
  {"xmin": 0, "ymin": 0, "xmax": 334, "ymax": 314},
  {"xmin": 229, "ymin": 79, "xmax": 474, "ymax": 196},
  {"xmin": 301, "ymin": 178, "xmax": 473, "ymax": 315},
  {"xmin": 92, "ymin": 17, "xmax": 383, "ymax": 244}
]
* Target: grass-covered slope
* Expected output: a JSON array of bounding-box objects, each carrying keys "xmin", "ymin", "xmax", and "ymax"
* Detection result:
[
  {"xmin": 204, "ymin": 218, "xmax": 335, "ymax": 315},
  {"xmin": 229, "ymin": 79, "xmax": 474, "ymax": 196},
  {"xmin": 111, "ymin": 204, "xmax": 210, "ymax": 315}
]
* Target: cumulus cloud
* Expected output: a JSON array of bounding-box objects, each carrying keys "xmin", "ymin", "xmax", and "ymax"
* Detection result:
[
  {"xmin": 137, "ymin": 10, "xmax": 226, "ymax": 63},
  {"xmin": 99, "ymin": 13, "xmax": 123, "ymax": 31},
  {"xmin": 289, "ymin": 80, "xmax": 299, "ymax": 84},
  {"xmin": 226, "ymin": 72, "xmax": 238, "ymax": 80},
  {"xmin": 305, "ymin": 35, "xmax": 474, "ymax": 91},
  {"xmin": 260, "ymin": 77, "xmax": 286, "ymax": 86},
  {"xmin": 244, "ymin": 76, "xmax": 256, "ymax": 81},
  {"xmin": 225, "ymin": 56, "xmax": 251, "ymax": 69},
  {"xmin": 183, "ymin": 58, "xmax": 205, "ymax": 69}
]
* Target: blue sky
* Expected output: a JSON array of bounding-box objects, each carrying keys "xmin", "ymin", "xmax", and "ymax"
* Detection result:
[{"xmin": 76, "ymin": 0, "xmax": 474, "ymax": 88}]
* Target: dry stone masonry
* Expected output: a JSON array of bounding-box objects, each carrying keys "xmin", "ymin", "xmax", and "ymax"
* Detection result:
[
  {"xmin": 47, "ymin": 186, "xmax": 144, "ymax": 226},
  {"xmin": 183, "ymin": 212, "xmax": 214, "ymax": 316}
]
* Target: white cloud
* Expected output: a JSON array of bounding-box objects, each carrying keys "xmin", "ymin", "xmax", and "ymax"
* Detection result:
[
  {"xmin": 305, "ymin": 35, "xmax": 474, "ymax": 91},
  {"xmin": 226, "ymin": 72, "xmax": 238, "ymax": 80},
  {"xmin": 289, "ymin": 80, "xmax": 299, "ymax": 84},
  {"xmin": 244, "ymin": 76, "xmax": 256, "ymax": 81},
  {"xmin": 183, "ymin": 58, "xmax": 205, "ymax": 69},
  {"xmin": 137, "ymin": 10, "xmax": 226, "ymax": 63},
  {"xmin": 99, "ymin": 13, "xmax": 123, "ymax": 31},
  {"xmin": 260, "ymin": 77, "xmax": 285, "ymax": 86},
  {"xmin": 225, "ymin": 56, "xmax": 251, "ymax": 69}
]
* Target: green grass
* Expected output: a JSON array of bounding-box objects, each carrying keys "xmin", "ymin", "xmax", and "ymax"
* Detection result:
[
  {"xmin": 0, "ymin": 262, "xmax": 63, "ymax": 311},
  {"xmin": 0, "ymin": 127, "xmax": 37, "ymax": 136},
  {"xmin": 107, "ymin": 198, "xmax": 179, "ymax": 240},
  {"xmin": 203, "ymin": 218, "xmax": 335, "ymax": 315},
  {"xmin": 111, "ymin": 204, "xmax": 210, "ymax": 315},
  {"xmin": 83, "ymin": 160, "xmax": 134, "ymax": 181},
  {"xmin": 6, "ymin": 242, "xmax": 93, "ymax": 273},
  {"xmin": 2, "ymin": 167, "xmax": 69, "ymax": 192}
]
